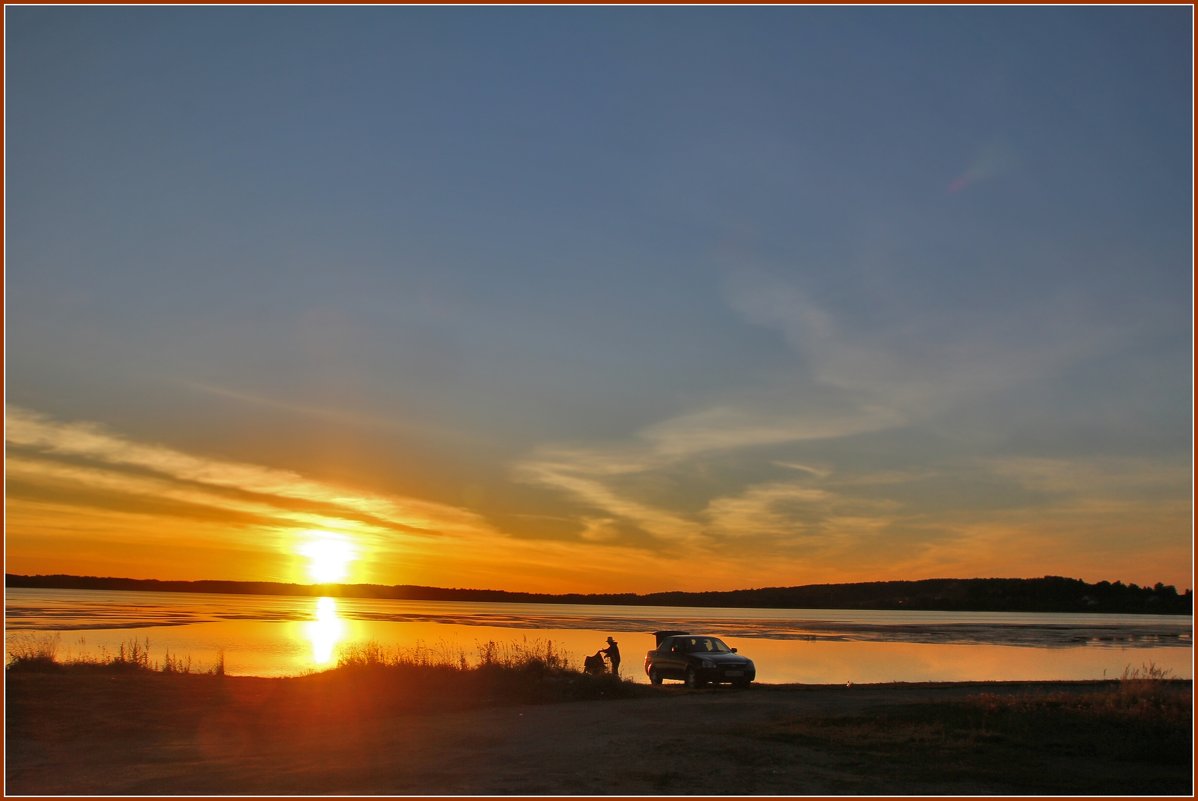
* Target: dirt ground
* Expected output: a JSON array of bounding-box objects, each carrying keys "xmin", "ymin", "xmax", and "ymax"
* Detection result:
[{"xmin": 5, "ymin": 672, "xmax": 1191, "ymax": 795}]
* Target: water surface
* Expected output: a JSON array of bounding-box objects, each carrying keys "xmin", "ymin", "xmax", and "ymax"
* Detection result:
[{"xmin": 5, "ymin": 588, "xmax": 1191, "ymax": 683}]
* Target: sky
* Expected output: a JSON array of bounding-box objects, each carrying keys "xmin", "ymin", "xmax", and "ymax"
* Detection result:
[{"xmin": 5, "ymin": 6, "xmax": 1193, "ymax": 594}]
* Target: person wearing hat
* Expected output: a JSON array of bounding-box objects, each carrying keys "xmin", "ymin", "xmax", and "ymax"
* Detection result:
[{"xmin": 600, "ymin": 636, "xmax": 621, "ymax": 676}]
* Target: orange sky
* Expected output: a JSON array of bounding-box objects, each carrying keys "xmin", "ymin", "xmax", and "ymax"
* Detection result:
[{"xmin": 5, "ymin": 405, "xmax": 1191, "ymax": 594}]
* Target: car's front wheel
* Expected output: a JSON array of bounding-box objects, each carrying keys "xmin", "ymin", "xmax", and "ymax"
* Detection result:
[
  {"xmin": 649, "ymin": 667, "xmax": 663, "ymax": 685},
  {"xmin": 685, "ymin": 666, "xmax": 704, "ymax": 689}
]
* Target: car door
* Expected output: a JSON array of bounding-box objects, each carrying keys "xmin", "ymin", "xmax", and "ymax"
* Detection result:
[{"xmin": 658, "ymin": 637, "xmax": 689, "ymax": 678}]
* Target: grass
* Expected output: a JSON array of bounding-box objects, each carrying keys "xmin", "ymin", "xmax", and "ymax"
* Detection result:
[
  {"xmin": 751, "ymin": 664, "xmax": 1192, "ymax": 794},
  {"xmin": 4, "ymin": 632, "xmax": 61, "ymax": 671},
  {"xmin": 331, "ymin": 636, "xmax": 643, "ymax": 705},
  {"xmin": 337, "ymin": 636, "xmax": 571, "ymax": 673},
  {"xmin": 6, "ymin": 633, "xmax": 227, "ymax": 676},
  {"xmin": 6, "ymin": 632, "xmax": 639, "ymax": 705}
]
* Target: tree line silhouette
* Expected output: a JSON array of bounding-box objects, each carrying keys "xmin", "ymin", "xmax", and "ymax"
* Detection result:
[{"xmin": 6, "ymin": 573, "xmax": 1191, "ymax": 614}]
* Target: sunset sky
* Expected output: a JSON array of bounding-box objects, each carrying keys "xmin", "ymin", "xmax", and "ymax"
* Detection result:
[{"xmin": 5, "ymin": 6, "xmax": 1192, "ymax": 594}]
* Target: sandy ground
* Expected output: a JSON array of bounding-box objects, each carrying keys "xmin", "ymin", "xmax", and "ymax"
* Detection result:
[{"xmin": 4, "ymin": 672, "xmax": 1190, "ymax": 795}]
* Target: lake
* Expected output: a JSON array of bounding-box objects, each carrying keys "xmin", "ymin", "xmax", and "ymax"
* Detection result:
[{"xmin": 4, "ymin": 588, "xmax": 1192, "ymax": 683}]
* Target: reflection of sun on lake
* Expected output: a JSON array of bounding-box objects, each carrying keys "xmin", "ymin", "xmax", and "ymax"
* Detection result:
[{"xmin": 304, "ymin": 597, "xmax": 345, "ymax": 666}]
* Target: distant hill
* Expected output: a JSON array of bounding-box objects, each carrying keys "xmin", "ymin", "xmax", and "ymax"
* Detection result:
[{"xmin": 5, "ymin": 573, "xmax": 1192, "ymax": 615}]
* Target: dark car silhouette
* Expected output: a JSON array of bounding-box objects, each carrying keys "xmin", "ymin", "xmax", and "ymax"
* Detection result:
[{"xmin": 644, "ymin": 630, "xmax": 756, "ymax": 688}]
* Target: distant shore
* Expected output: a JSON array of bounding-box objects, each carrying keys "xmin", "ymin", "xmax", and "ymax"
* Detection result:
[
  {"xmin": 5, "ymin": 668, "xmax": 1191, "ymax": 795},
  {"xmin": 7, "ymin": 572, "xmax": 1192, "ymax": 614}
]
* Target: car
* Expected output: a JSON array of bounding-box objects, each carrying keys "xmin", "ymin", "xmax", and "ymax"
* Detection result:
[{"xmin": 644, "ymin": 630, "xmax": 756, "ymax": 688}]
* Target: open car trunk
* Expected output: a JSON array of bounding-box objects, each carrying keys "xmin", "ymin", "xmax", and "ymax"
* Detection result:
[{"xmin": 652, "ymin": 630, "xmax": 689, "ymax": 647}]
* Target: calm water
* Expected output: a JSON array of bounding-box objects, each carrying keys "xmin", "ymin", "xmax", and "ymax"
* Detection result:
[{"xmin": 4, "ymin": 588, "xmax": 1192, "ymax": 683}]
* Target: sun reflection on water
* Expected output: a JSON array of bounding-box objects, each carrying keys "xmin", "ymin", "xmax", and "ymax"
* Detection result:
[{"xmin": 304, "ymin": 596, "xmax": 345, "ymax": 666}]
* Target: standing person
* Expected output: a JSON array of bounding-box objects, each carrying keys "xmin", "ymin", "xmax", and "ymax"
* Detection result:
[{"xmin": 600, "ymin": 636, "xmax": 621, "ymax": 676}]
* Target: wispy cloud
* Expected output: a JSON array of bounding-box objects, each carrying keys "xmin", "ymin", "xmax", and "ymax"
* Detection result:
[
  {"xmin": 8, "ymin": 405, "xmax": 767, "ymax": 591},
  {"xmin": 984, "ymin": 455, "xmax": 1191, "ymax": 497},
  {"xmin": 5, "ymin": 405, "xmax": 493, "ymax": 541},
  {"xmin": 772, "ymin": 461, "xmax": 833, "ymax": 479},
  {"xmin": 703, "ymin": 480, "xmax": 900, "ymax": 543},
  {"xmin": 641, "ymin": 404, "xmax": 904, "ymax": 458},
  {"xmin": 722, "ymin": 269, "xmax": 1109, "ymax": 423},
  {"xmin": 6, "ymin": 454, "xmax": 292, "ymax": 530},
  {"xmin": 512, "ymin": 265, "xmax": 1183, "ymax": 585},
  {"xmin": 513, "ymin": 455, "xmax": 702, "ymax": 545},
  {"xmin": 514, "ymin": 426, "xmax": 918, "ymax": 562},
  {"xmin": 979, "ymin": 455, "xmax": 1192, "ymax": 542},
  {"xmin": 703, "ymin": 482, "xmax": 836, "ymax": 540},
  {"xmin": 947, "ymin": 139, "xmax": 1018, "ymax": 194}
]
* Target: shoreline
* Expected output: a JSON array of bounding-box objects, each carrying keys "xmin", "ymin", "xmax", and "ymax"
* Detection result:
[
  {"xmin": 6, "ymin": 669, "xmax": 1191, "ymax": 795},
  {"xmin": 8, "ymin": 573, "xmax": 1192, "ymax": 615}
]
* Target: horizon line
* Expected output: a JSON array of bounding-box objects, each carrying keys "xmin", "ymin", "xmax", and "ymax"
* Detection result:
[{"xmin": 6, "ymin": 571, "xmax": 1192, "ymax": 597}]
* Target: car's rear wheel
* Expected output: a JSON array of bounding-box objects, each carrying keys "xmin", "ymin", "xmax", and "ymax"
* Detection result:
[
  {"xmin": 685, "ymin": 666, "xmax": 704, "ymax": 689},
  {"xmin": 649, "ymin": 667, "xmax": 663, "ymax": 685},
  {"xmin": 734, "ymin": 678, "xmax": 751, "ymax": 689}
]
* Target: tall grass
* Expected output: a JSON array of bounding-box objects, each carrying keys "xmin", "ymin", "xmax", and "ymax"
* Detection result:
[
  {"xmin": 337, "ymin": 639, "xmax": 466, "ymax": 670},
  {"xmin": 7, "ymin": 634, "xmax": 581, "ymax": 677},
  {"xmin": 5, "ymin": 633, "xmax": 61, "ymax": 671},
  {"xmin": 969, "ymin": 662, "xmax": 1187, "ymax": 724},
  {"xmin": 108, "ymin": 637, "xmax": 152, "ymax": 671},
  {"xmin": 6, "ymin": 633, "xmax": 225, "ymax": 675},
  {"xmin": 331, "ymin": 636, "xmax": 636, "ymax": 705},
  {"xmin": 6, "ymin": 633, "xmax": 629, "ymax": 702},
  {"xmin": 337, "ymin": 637, "xmax": 573, "ymax": 673},
  {"xmin": 957, "ymin": 662, "xmax": 1192, "ymax": 765}
]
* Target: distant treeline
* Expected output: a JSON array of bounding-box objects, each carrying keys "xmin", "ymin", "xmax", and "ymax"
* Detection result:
[{"xmin": 5, "ymin": 573, "xmax": 1192, "ymax": 615}]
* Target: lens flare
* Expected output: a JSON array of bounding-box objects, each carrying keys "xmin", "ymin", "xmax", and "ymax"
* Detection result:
[{"xmin": 948, "ymin": 140, "xmax": 1015, "ymax": 194}]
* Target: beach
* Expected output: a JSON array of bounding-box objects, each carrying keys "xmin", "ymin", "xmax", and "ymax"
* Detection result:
[{"xmin": 6, "ymin": 670, "xmax": 1191, "ymax": 795}]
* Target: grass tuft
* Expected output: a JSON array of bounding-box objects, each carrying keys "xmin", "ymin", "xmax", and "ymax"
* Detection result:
[
  {"xmin": 6, "ymin": 635, "xmax": 223, "ymax": 675},
  {"xmin": 109, "ymin": 637, "xmax": 153, "ymax": 671},
  {"xmin": 331, "ymin": 637, "xmax": 642, "ymax": 705},
  {"xmin": 5, "ymin": 633, "xmax": 62, "ymax": 672},
  {"xmin": 161, "ymin": 650, "xmax": 192, "ymax": 674}
]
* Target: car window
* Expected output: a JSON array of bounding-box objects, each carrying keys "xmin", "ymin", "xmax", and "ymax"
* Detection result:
[{"xmin": 669, "ymin": 637, "xmax": 733, "ymax": 653}]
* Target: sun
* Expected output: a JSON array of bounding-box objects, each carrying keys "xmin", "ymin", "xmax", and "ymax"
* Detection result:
[{"xmin": 297, "ymin": 532, "xmax": 357, "ymax": 584}]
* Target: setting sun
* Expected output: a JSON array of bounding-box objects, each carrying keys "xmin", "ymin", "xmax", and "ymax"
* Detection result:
[{"xmin": 298, "ymin": 532, "xmax": 357, "ymax": 584}]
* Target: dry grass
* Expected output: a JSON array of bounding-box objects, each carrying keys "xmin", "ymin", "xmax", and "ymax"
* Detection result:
[
  {"xmin": 337, "ymin": 636, "xmax": 571, "ymax": 672},
  {"xmin": 6, "ymin": 633, "xmax": 639, "ymax": 705},
  {"xmin": 751, "ymin": 667, "xmax": 1192, "ymax": 794},
  {"xmin": 7, "ymin": 633, "xmax": 227, "ymax": 676},
  {"xmin": 331, "ymin": 637, "xmax": 640, "ymax": 706},
  {"xmin": 4, "ymin": 632, "xmax": 61, "ymax": 671}
]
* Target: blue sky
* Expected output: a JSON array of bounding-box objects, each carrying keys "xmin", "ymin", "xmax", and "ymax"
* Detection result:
[{"xmin": 5, "ymin": 6, "xmax": 1192, "ymax": 592}]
